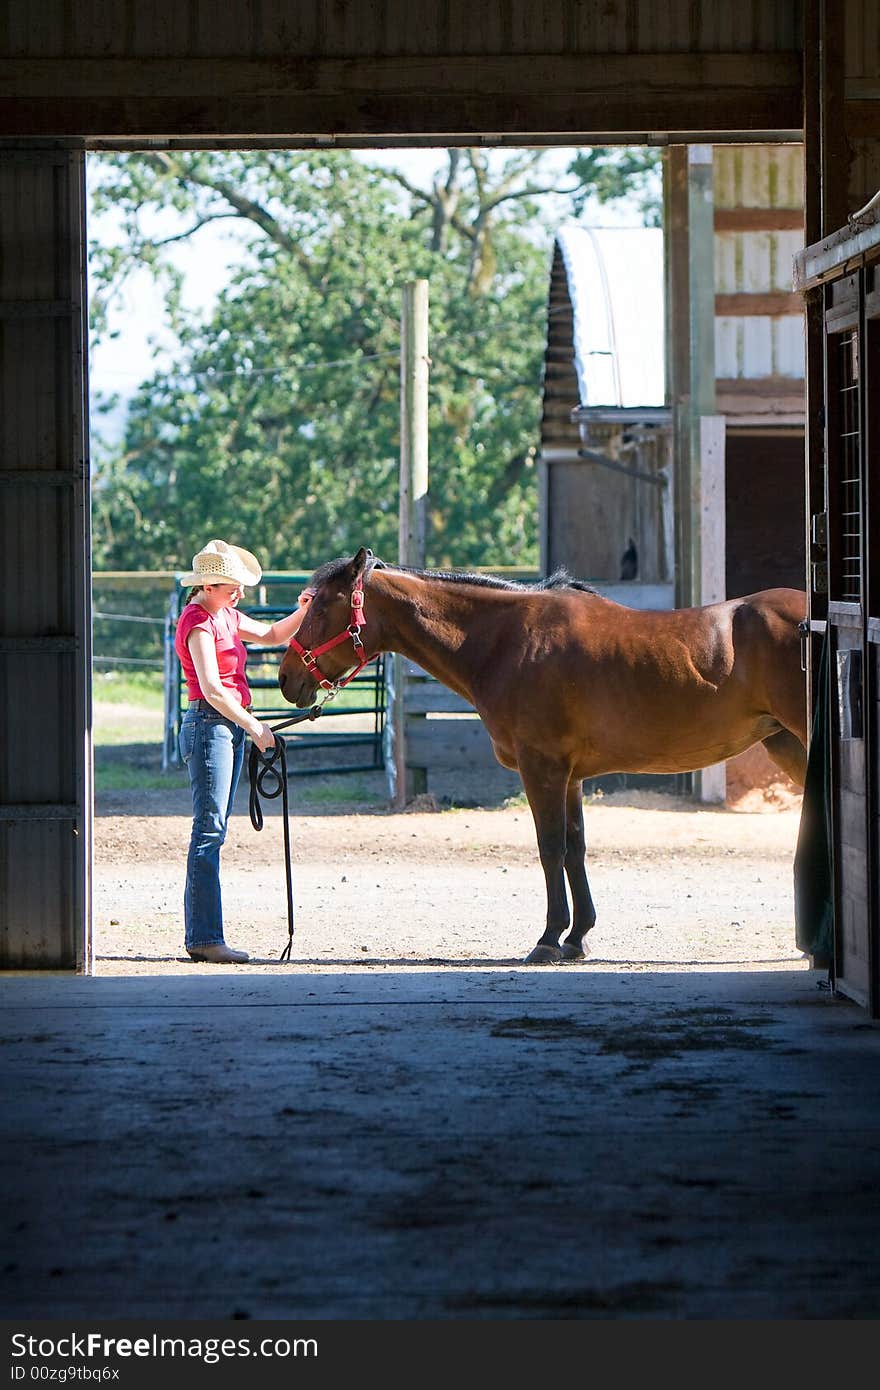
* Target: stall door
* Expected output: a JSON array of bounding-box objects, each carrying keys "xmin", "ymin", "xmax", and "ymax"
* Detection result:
[{"xmin": 823, "ymin": 278, "xmax": 877, "ymax": 1012}]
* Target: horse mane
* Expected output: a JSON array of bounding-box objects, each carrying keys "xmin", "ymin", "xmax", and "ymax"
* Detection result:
[
  {"xmin": 308, "ymin": 553, "xmax": 597, "ymax": 595},
  {"xmin": 373, "ymin": 556, "xmax": 597, "ymax": 595}
]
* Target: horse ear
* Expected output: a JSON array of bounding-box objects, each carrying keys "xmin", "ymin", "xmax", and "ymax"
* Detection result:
[{"xmin": 352, "ymin": 547, "xmax": 370, "ymax": 577}]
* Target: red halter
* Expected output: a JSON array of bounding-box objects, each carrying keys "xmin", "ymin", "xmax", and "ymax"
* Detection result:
[{"xmin": 286, "ymin": 573, "xmax": 376, "ymax": 703}]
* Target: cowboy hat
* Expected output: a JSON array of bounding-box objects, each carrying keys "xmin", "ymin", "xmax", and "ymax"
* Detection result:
[{"xmin": 178, "ymin": 539, "xmax": 262, "ymax": 588}]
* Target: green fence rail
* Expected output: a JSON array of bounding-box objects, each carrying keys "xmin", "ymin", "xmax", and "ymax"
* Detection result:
[{"xmin": 161, "ymin": 572, "xmax": 387, "ymax": 777}]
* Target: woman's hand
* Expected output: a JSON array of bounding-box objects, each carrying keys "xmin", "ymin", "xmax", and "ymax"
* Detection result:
[
  {"xmin": 252, "ymin": 722, "xmax": 276, "ymax": 753},
  {"xmin": 297, "ymin": 589, "xmax": 314, "ymax": 609}
]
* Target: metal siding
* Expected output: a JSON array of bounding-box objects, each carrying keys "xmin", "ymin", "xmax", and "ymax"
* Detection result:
[
  {"xmin": 845, "ymin": 0, "xmax": 880, "ymax": 78},
  {"xmin": 844, "ymin": 2, "xmax": 880, "ymax": 211},
  {"xmin": 0, "ymin": 483, "xmax": 74, "ymax": 639},
  {"xmin": 0, "ymin": 657, "xmax": 77, "ymax": 804},
  {"xmin": 635, "ymin": 0, "xmax": 691, "ymax": 51},
  {"xmin": 714, "ymin": 144, "xmax": 804, "ymax": 208},
  {"xmin": 0, "ymin": 822, "xmax": 78, "ymax": 968},
  {"xmin": 130, "ymin": 1, "xmax": 196, "ymax": 58},
  {"xmin": 715, "ymin": 229, "xmax": 804, "ymax": 291},
  {"xmin": 69, "ymin": 0, "xmax": 123, "ymax": 57},
  {"xmin": 573, "ymin": 0, "xmax": 630, "ymax": 54},
  {"xmin": 4, "ymin": 0, "xmax": 62, "ymax": 54},
  {"xmin": 0, "ymin": 150, "xmax": 91, "ymax": 972},
  {"xmin": 713, "ymin": 146, "xmax": 804, "ymax": 383},
  {"xmin": 0, "ymin": 0, "xmax": 804, "ymax": 56},
  {"xmin": 849, "ymin": 137, "xmax": 880, "ymax": 211}
]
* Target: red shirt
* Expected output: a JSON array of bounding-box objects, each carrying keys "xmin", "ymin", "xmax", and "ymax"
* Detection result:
[{"xmin": 175, "ymin": 602, "xmax": 251, "ymax": 706}]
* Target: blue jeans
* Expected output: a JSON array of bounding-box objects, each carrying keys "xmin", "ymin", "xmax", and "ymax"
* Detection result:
[{"xmin": 179, "ymin": 709, "xmax": 246, "ymax": 949}]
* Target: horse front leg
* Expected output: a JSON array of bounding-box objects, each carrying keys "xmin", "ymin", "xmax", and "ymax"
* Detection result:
[
  {"xmin": 560, "ymin": 776, "xmax": 596, "ymax": 963},
  {"xmin": 517, "ymin": 755, "xmax": 571, "ymax": 965}
]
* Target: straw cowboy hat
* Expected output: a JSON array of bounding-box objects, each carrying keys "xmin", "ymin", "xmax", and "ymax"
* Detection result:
[{"xmin": 179, "ymin": 538, "xmax": 262, "ymax": 588}]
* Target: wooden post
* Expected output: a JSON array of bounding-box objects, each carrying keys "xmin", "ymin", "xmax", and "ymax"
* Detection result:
[
  {"xmin": 689, "ymin": 146, "xmax": 726, "ymax": 803},
  {"xmin": 665, "ymin": 146, "xmax": 726, "ymax": 802},
  {"xmin": 392, "ymin": 280, "xmax": 430, "ymax": 806},
  {"xmin": 665, "ymin": 146, "xmax": 692, "ymax": 613},
  {"xmin": 399, "ymin": 279, "xmax": 429, "ymax": 569},
  {"xmin": 699, "ymin": 414, "xmax": 728, "ymax": 803}
]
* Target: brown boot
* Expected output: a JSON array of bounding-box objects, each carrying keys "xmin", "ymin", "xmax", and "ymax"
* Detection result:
[{"xmin": 187, "ymin": 943, "xmax": 249, "ymax": 964}]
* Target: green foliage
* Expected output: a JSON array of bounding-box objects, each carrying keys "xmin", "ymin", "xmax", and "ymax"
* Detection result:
[
  {"xmin": 89, "ymin": 147, "xmax": 660, "ymax": 574},
  {"xmin": 566, "ymin": 148, "xmax": 663, "ymax": 226}
]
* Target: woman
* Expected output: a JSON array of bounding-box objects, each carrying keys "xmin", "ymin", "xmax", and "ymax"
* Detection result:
[{"xmin": 174, "ymin": 538, "xmax": 311, "ymax": 964}]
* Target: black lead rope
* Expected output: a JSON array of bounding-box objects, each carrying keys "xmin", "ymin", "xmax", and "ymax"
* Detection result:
[{"xmin": 247, "ymin": 705, "xmax": 322, "ymax": 962}]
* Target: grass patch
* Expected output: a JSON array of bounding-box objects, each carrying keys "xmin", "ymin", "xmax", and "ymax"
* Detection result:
[
  {"xmin": 95, "ymin": 765, "xmax": 189, "ymax": 792},
  {"xmin": 294, "ymin": 776, "xmax": 384, "ymax": 807},
  {"xmin": 95, "ymin": 713, "xmax": 164, "ymax": 746},
  {"xmin": 93, "ymin": 670, "xmax": 165, "ymax": 706},
  {"xmin": 93, "ymin": 670, "xmax": 165, "ymax": 746}
]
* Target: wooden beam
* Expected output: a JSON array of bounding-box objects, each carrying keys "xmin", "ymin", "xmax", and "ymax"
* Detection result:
[
  {"xmin": 699, "ymin": 415, "xmax": 728, "ymax": 804},
  {"xmin": 819, "ymin": 0, "xmax": 850, "ymax": 230},
  {"xmin": 715, "ymin": 292, "xmax": 803, "ymax": 316},
  {"xmin": 716, "ymin": 376, "xmax": 805, "ymax": 396},
  {"xmin": 0, "ymin": 52, "xmax": 803, "ymax": 138},
  {"xmin": 664, "ymin": 147, "xmax": 692, "ymax": 613},
  {"xmin": 714, "ymin": 208, "xmax": 803, "ymax": 231},
  {"xmin": 716, "ymin": 395, "xmax": 805, "ymax": 418}
]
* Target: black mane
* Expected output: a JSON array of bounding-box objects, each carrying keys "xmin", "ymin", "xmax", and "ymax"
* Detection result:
[{"xmin": 308, "ymin": 553, "xmax": 596, "ymax": 595}]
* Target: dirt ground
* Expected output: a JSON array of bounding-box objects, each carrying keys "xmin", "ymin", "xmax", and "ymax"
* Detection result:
[{"xmin": 93, "ymin": 733, "xmax": 808, "ymax": 977}]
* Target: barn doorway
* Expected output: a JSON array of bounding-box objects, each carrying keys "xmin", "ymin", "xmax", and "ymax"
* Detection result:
[{"xmin": 83, "ymin": 139, "xmax": 808, "ymax": 976}]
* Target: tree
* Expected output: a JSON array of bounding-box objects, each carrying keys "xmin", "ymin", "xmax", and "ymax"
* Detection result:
[{"xmin": 89, "ymin": 146, "xmax": 661, "ymax": 573}]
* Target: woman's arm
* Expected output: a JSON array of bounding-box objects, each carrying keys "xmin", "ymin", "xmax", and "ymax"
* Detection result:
[
  {"xmin": 186, "ymin": 627, "xmax": 275, "ymax": 751},
  {"xmin": 237, "ymin": 591, "xmax": 312, "ymax": 647}
]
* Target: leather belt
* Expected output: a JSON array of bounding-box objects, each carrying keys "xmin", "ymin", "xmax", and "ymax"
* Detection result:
[{"xmin": 188, "ymin": 698, "xmax": 252, "ymax": 712}]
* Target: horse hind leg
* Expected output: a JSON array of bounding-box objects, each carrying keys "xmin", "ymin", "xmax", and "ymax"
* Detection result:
[
  {"xmin": 762, "ymin": 728, "xmax": 807, "ymax": 788},
  {"xmin": 560, "ymin": 777, "xmax": 596, "ymax": 963}
]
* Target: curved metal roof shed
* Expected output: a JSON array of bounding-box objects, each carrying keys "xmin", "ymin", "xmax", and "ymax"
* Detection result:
[
  {"xmin": 557, "ymin": 224, "xmax": 666, "ymax": 412},
  {"xmin": 539, "ymin": 225, "xmax": 673, "ymax": 598}
]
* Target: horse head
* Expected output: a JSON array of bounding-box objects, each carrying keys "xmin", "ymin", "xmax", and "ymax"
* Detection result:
[{"xmin": 278, "ymin": 546, "xmax": 375, "ymax": 707}]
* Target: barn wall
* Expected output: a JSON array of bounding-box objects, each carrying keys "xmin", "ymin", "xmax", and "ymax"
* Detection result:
[
  {"xmin": 0, "ymin": 1, "xmax": 805, "ymax": 57},
  {"xmin": 713, "ymin": 144, "xmax": 805, "ymax": 398},
  {"xmin": 0, "ymin": 0, "xmax": 804, "ymax": 141},
  {"xmin": 845, "ymin": 0, "xmax": 880, "ymax": 210},
  {"xmin": 0, "ymin": 149, "xmax": 91, "ymax": 969},
  {"xmin": 712, "ymin": 144, "xmax": 806, "ymax": 599}
]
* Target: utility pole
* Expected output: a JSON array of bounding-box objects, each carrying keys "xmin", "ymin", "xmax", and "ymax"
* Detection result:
[
  {"xmin": 399, "ymin": 279, "xmax": 430, "ymax": 568},
  {"xmin": 392, "ymin": 280, "xmax": 430, "ymax": 806}
]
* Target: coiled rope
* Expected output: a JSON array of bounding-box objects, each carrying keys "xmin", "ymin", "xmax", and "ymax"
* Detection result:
[{"xmin": 247, "ymin": 706, "xmax": 322, "ymax": 962}]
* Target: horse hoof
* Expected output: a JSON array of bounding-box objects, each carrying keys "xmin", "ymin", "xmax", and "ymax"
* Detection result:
[
  {"xmin": 560, "ymin": 943, "xmax": 590, "ymax": 963},
  {"xmin": 524, "ymin": 944, "xmax": 563, "ymax": 965}
]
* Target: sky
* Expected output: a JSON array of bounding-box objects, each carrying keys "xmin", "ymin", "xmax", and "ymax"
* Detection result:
[{"xmin": 86, "ymin": 147, "xmax": 658, "ymax": 441}]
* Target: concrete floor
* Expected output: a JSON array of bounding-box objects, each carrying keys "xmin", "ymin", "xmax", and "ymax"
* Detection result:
[{"xmin": 2, "ymin": 964, "xmax": 880, "ymax": 1320}]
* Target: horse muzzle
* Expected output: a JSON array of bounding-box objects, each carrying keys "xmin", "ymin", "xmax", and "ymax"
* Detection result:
[{"xmin": 278, "ymin": 654, "xmax": 316, "ymax": 708}]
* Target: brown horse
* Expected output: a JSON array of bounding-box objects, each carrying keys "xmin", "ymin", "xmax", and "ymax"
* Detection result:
[{"xmin": 278, "ymin": 548, "xmax": 808, "ymax": 964}]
